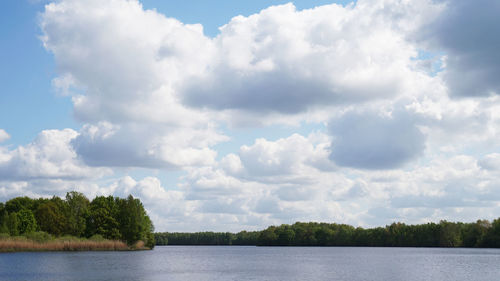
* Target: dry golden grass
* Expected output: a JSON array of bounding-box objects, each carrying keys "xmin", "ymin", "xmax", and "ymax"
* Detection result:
[{"xmin": 0, "ymin": 238, "xmax": 128, "ymax": 252}]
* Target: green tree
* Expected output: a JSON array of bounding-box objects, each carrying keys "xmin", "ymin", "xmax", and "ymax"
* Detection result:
[
  {"xmin": 17, "ymin": 209, "xmax": 37, "ymax": 234},
  {"xmin": 462, "ymin": 220, "xmax": 490, "ymax": 247},
  {"xmin": 65, "ymin": 191, "xmax": 90, "ymax": 237},
  {"xmin": 117, "ymin": 195, "xmax": 154, "ymax": 247},
  {"xmin": 439, "ymin": 220, "xmax": 463, "ymax": 247},
  {"xmin": 5, "ymin": 197, "xmax": 35, "ymax": 213},
  {"xmin": 275, "ymin": 225, "xmax": 295, "ymax": 246},
  {"xmin": 154, "ymin": 232, "xmax": 168, "ymax": 245},
  {"xmin": 87, "ymin": 196, "xmax": 121, "ymax": 239},
  {"xmin": 315, "ymin": 226, "xmax": 335, "ymax": 246},
  {"xmin": 481, "ymin": 218, "xmax": 500, "ymax": 247},
  {"xmin": 0, "ymin": 203, "xmax": 8, "ymax": 234},
  {"xmin": 36, "ymin": 201, "xmax": 67, "ymax": 236},
  {"xmin": 258, "ymin": 226, "xmax": 278, "ymax": 245},
  {"xmin": 7, "ymin": 212, "xmax": 19, "ymax": 236}
]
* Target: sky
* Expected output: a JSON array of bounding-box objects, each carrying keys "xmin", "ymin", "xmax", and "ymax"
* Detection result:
[{"xmin": 0, "ymin": 0, "xmax": 500, "ymax": 232}]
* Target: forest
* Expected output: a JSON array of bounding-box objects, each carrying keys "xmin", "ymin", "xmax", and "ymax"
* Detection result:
[
  {"xmin": 0, "ymin": 192, "xmax": 155, "ymax": 249},
  {"xmin": 155, "ymin": 219, "xmax": 500, "ymax": 247}
]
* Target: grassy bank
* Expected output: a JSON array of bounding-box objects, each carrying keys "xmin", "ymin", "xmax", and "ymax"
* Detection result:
[{"xmin": 0, "ymin": 232, "xmax": 148, "ymax": 252}]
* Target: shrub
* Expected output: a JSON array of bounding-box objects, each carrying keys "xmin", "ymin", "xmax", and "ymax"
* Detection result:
[
  {"xmin": 26, "ymin": 231, "xmax": 53, "ymax": 243},
  {"xmin": 89, "ymin": 234, "xmax": 105, "ymax": 241},
  {"xmin": 56, "ymin": 235, "xmax": 81, "ymax": 242}
]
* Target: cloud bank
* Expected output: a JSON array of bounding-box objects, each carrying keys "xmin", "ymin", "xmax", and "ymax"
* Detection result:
[{"xmin": 1, "ymin": 0, "xmax": 500, "ymax": 231}]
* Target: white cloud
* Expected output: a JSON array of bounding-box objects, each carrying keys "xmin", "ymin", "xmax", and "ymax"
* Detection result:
[
  {"xmin": 0, "ymin": 129, "xmax": 9, "ymax": 143},
  {"xmin": 2, "ymin": 130, "xmax": 500, "ymax": 232},
  {"xmin": 71, "ymin": 122, "xmax": 225, "ymax": 168},
  {"xmin": 329, "ymin": 108, "xmax": 425, "ymax": 170},
  {"xmin": 40, "ymin": 0, "xmax": 441, "ymax": 125},
  {"xmin": 39, "ymin": 0, "xmax": 227, "ymax": 169},
  {"xmin": 0, "ymin": 129, "xmax": 109, "ymax": 181},
  {"xmin": 183, "ymin": 1, "xmax": 438, "ymax": 114},
  {"xmin": 233, "ymin": 132, "xmax": 335, "ymax": 180},
  {"xmin": 4, "ymin": 0, "xmax": 496, "ymax": 232},
  {"xmin": 479, "ymin": 153, "xmax": 500, "ymax": 171},
  {"xmin": 40, "ymin": 0, "xmax": 213, "ymax": 124}
]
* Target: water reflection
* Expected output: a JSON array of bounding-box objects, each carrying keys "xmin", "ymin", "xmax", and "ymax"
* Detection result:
[{"xmin": 1, "ymin": 247, "xmax": 500, "ymax": 281}]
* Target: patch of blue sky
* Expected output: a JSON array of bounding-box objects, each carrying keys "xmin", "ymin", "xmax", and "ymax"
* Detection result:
[
  {"xmin": 140, "ymin": 0, "xmax": 356, "ymax": 38},
  {"xmin": 412, "ymin": 49, "xmax": 445, "ymax": 77},
  {"xmin": 0, "ymin": 1, "xmax": 77, "ymax": 146}
]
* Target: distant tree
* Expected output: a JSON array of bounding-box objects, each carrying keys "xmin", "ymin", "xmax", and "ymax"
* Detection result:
[
  {"xmin": 86, "ymin": 196, "xmax": 121, "ymax": 240},
  {"xmin": 154, "ymin": 233, "xmax": 168, "ymax": 245},
  {"xmin": 258, "ymin": 226, "xmax": 278, "ymax": 245},
  {"xmin": 7, "ymin": 212, "xmax": 19, "ymax": 236},
  {"xmin": 274, "ymin": 225, "xmax": 295, "ymax": 246},
  {"xmin": 233, "ymin": 231, "xmax": 259, "ymax": 245},
  {"xmin": 439, "ymin": 220, "xmax": 463, "ymax": 247},
  {"xmin": 17, "ymin": 209, "xmax": 37, "ymax": 234},
  {"xmin": 481, "ymin": 218, "xmax": 500, "ymax": 248},
  {"xmin": 36, "ymin": 201, "xmax": 67, "ymax": 236},
  {"xmin": 117, "ymin": 195, "xmax": 154, "ymax": 247},
  {"xmin": 65, "ymin": 191, "xmax": 90, "ymax": 237},
  {"xmin": 5, "ymin": 197, "xmax": 34, "ymax": 213},
  {"xmin": 462, "ymin": 220, "xmax": 490, "ymax": 247},
  {"xmin": 0, "ymin": 204, "xmax": 9, "ymax": 234}
]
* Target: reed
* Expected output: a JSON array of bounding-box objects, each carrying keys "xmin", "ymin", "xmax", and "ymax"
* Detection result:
[{"xmin": 0, "ymin": 236, "xmax": 129, "ymax": 252}]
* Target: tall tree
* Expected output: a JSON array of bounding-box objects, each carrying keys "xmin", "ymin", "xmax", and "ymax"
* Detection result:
[
  {"xmin": 117, "ymin": 195, "xmax": 154, "ymax": 246},
  {"xmin": 439, "ymin": 220, "xmax": 463, "ymax": 247},
  {"xmin": 0, "ymin": 203, "xmax": 8, "ymax": 234},
  {"xmin": 481, "ymin": 218, "xmax": 500, "ymax": 247},
  {"xmin": 65, "ymin": 191, "xmax": 89, "ymax": 237},
  {"xmin": 17, "ymin": 209, "xmax": 37, "ymax": 234},
  {"xmin": 5, "ymin": 197, "xmax": 34, "ymax": 213},
  {"xmin": 36, "ymin": 201, "xmax": 67, "ymax": 236},
  {"xmin": 87, "ymin": 196, "xmax": 121, "ymax": 239},
  {"xmin": 7, "ymin": 212, "xmax": 19, "ymax": 236}
]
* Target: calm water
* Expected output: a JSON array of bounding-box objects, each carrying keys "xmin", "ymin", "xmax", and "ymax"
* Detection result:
[{"xmin": 1, "ymin": 246, "xmax": 500, "ymax": 281}]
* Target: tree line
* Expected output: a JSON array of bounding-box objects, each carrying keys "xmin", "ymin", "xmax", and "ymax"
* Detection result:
[
  {"xmin": 155, "ymin": 219, "xmax": 500, "ymax": 247},
  {"xmin": 155, "ymin": 230, "xmax": 260, "ymax": 246},
  {"xmin": 0, "ymin": 192, "xmax": 154, "ymax": 248}
]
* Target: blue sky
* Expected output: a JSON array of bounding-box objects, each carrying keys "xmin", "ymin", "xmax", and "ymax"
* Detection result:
[
  {"xmin": 0, "ymin": 1, "xmax": 73, "ymax": 145},
  {"xmin": 1, "ymin": 0, "xmax": 500, "ymax": 232}
]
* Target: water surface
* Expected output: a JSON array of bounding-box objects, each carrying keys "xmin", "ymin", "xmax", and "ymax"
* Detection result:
[{"xmin": 1, "ymin": 246, "xmax": 500, "ymax": 281}]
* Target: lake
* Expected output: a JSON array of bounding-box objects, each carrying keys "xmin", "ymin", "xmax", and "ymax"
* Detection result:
[{"xmin": 1, "ymin": 246, "xmax": 500, "ymax": 280}]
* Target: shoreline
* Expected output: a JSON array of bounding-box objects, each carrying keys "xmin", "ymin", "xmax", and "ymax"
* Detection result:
[{"xmin": 0, "ymin": 238, "xmax": 150, "ymax": 253}]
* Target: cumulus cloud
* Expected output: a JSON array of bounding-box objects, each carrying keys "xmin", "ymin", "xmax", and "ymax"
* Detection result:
[
  {"xmin": 3, "ymin": 130, "xmax": 500, "ymax": 231},
  {"xmin": 40, "ymin": 0, "xmax": 440, "ymax": 122},
  {"xmin": 0, "ymin": 129, "xmax": 109, "ymax": 181},
  {"xmin": 479, "ymin": 153, "xmax": 500, "ymax": 171},
  {"xmin": 329, "ymin": 109, "xmax": 425, "ymax": 170},
  {"xmin": 71, "ymin": 122, "xmax": 225, "ymax": 168},
  {"xmin": 40, "ymin": 0, "xmax": 227, "ymax": 169},
  {"xmin": 231, "ymin": 132, "xmax": 335, "ymax": 180},
  {"xmin": 172, "ymin": 132, "xmax": 361, "ymax": 228},
  {"xmin": 0, "ymin": 129, "xmax": 10, "ymax": 143},
  {"xmin": 420, "ymin": 0, "xmax": 500, "ymax": 97},
  {"xmin": 183, "ymin": 1, "xmax": 437, "ymax": 114},
  {"xmin": 40, "ymin": 0, "xmax": 213, "ymax": 124},
  {"xmin": 15, "ymin": 0, "xmax": 500, "ymax": 232}
]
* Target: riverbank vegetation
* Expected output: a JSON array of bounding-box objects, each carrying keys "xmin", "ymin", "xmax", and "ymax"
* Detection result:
[
  {"xmin": 0, "ymin": 233, "xmax": 130, "ymax": 252},
  {"xmin": 0, "ymin": 192, "xmax": 154, "ymax": 251},
  {"xmin": 155, "ymin": 219, "xmax": 500, "ymax": 247}
]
